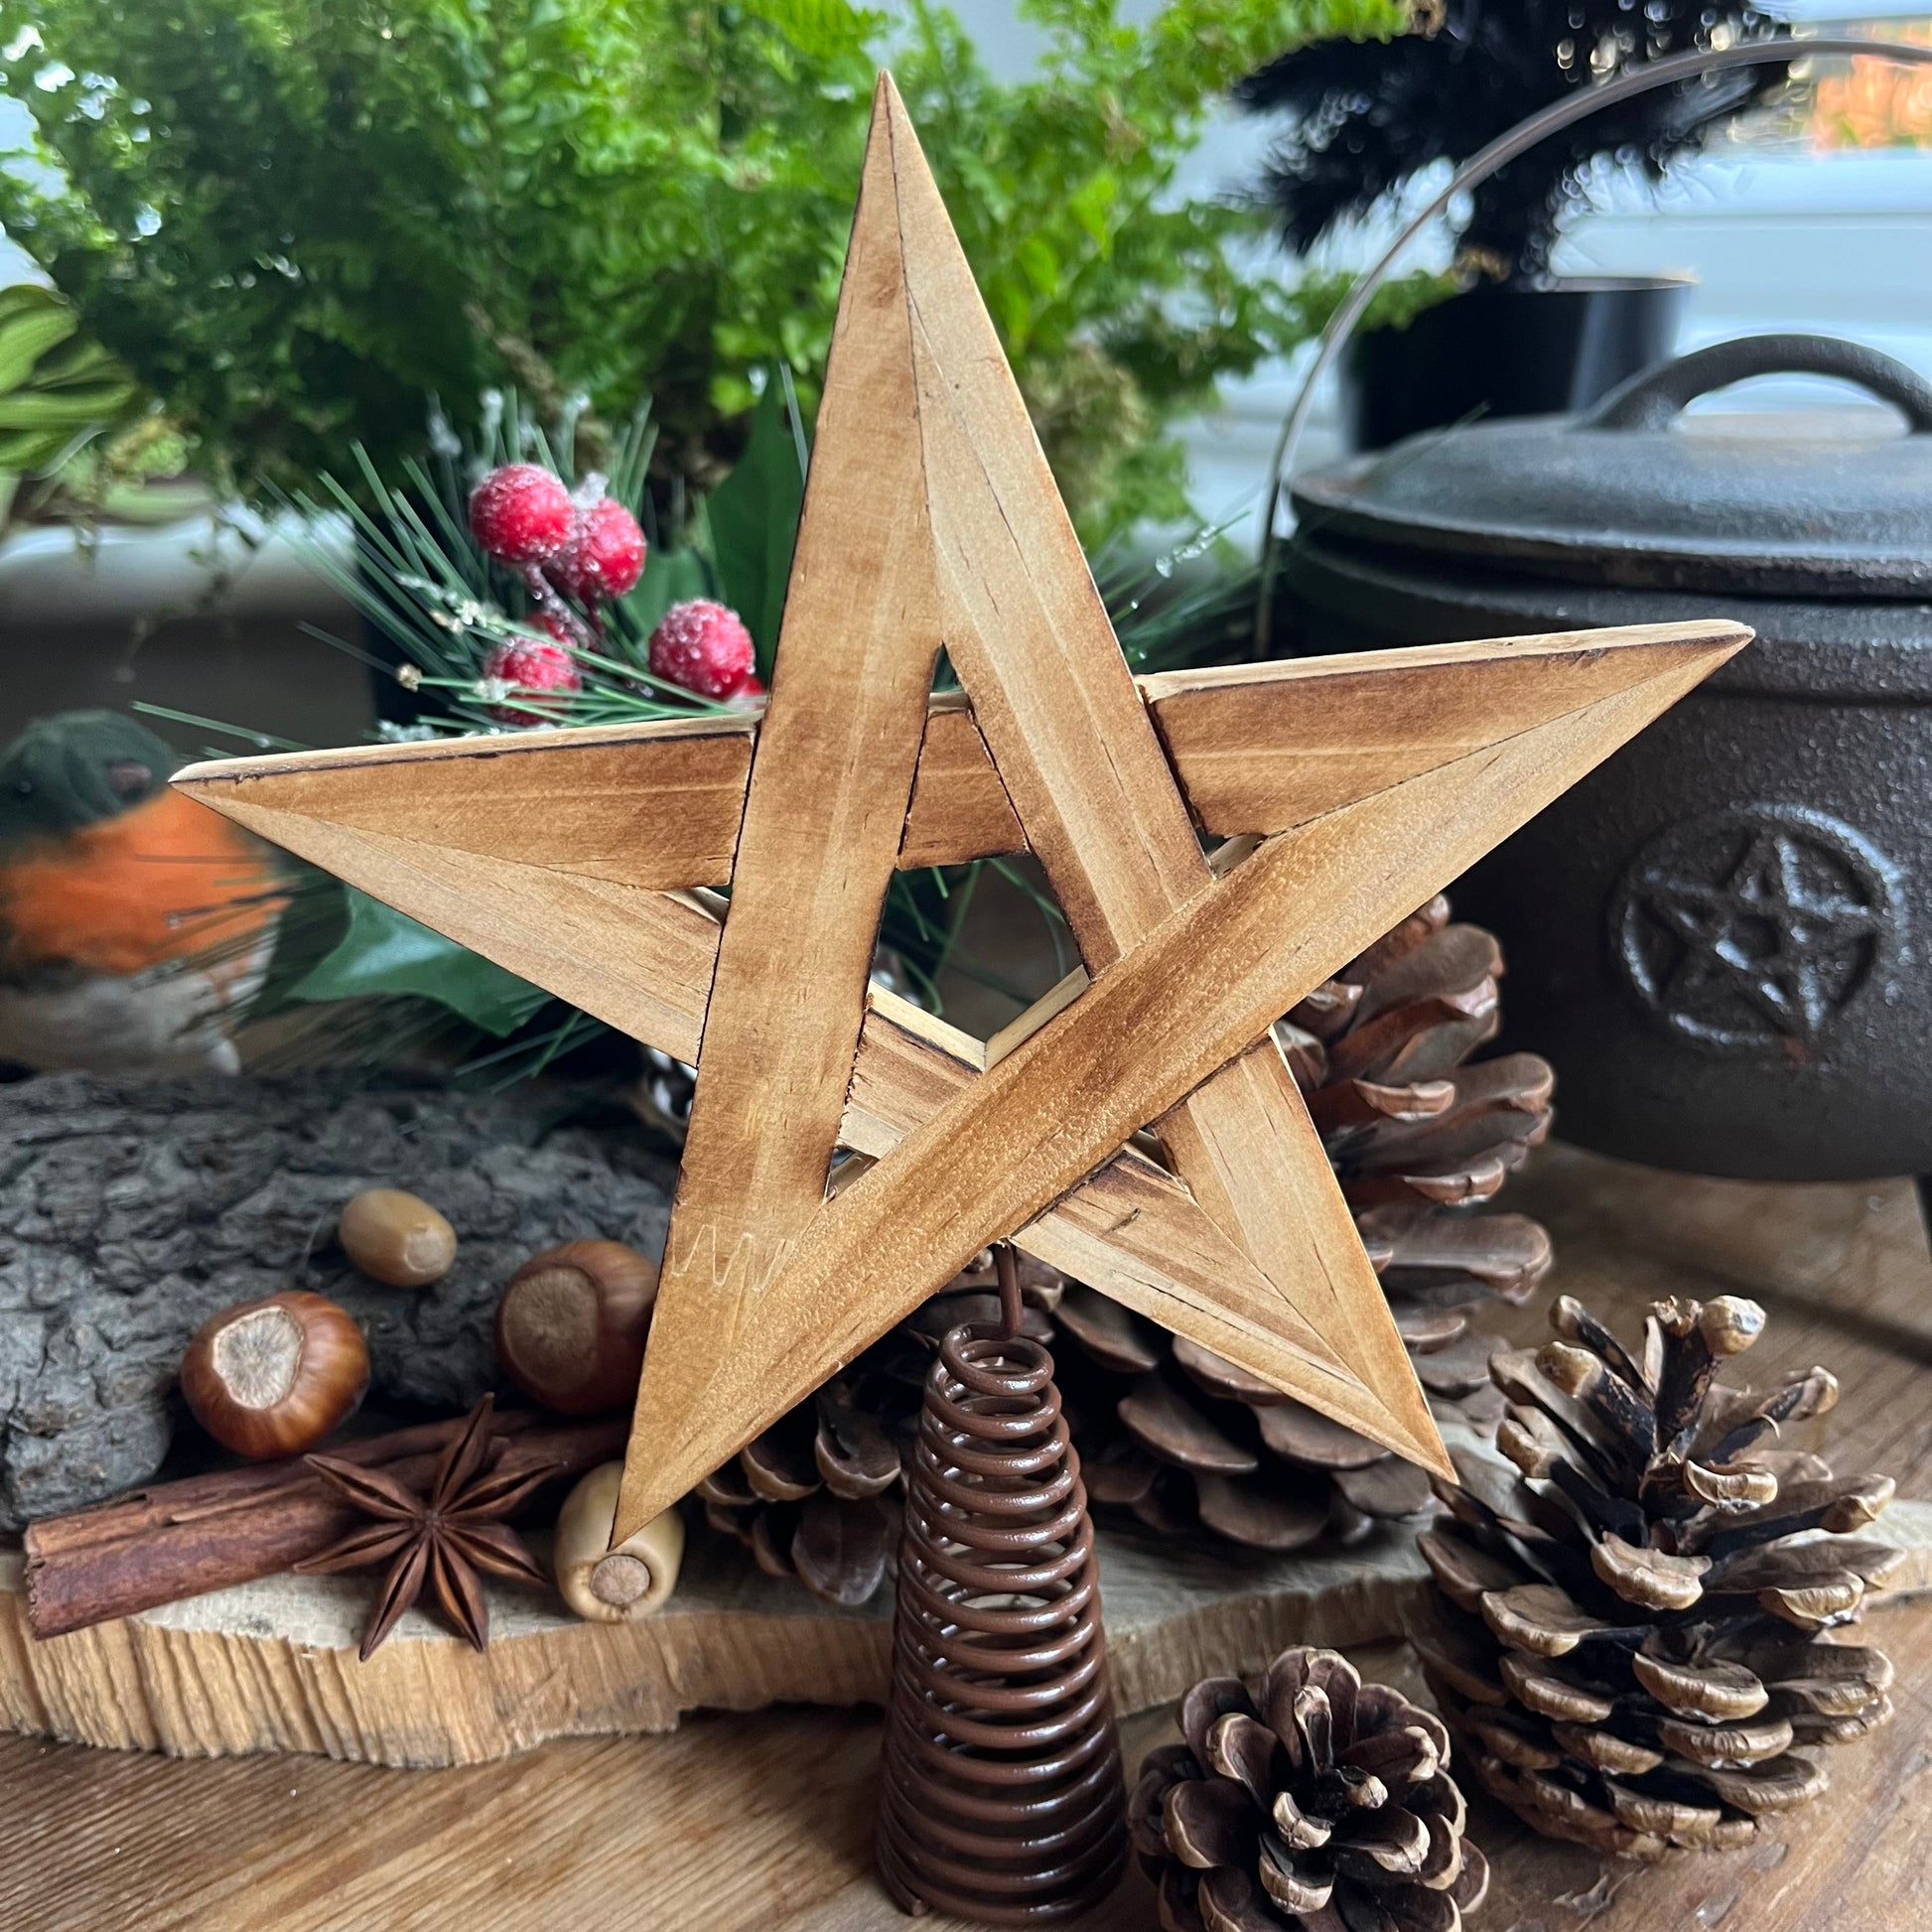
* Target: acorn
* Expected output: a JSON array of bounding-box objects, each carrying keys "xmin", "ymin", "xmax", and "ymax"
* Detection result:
[
  {"xmin": 180, "ymin": 1292, "xmax": 370, "ymax": 1459},
  {"xmin": 338, "ymin": 1187, "xmax": 457, "ymax": 1289},
  {"xmin": 494, "ymin": 1239, "xmax": 659, "ymax": 1415},
  {"xmin": 553, "ymin": 1462, "xmax": 685, "ymax": 1623}
]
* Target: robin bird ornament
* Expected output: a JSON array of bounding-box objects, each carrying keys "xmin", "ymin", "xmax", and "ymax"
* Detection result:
[{"xmin": 0, "ymin": 711, "xmax": 285, "ymax": 1075}]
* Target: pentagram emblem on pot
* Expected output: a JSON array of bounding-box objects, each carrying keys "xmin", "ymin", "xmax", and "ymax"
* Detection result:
[{"xmin": 1611, "ymin": 806, "xmax": 1899, "ymax": 1051}]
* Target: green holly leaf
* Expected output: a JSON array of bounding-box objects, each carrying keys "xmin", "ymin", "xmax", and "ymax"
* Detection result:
[
  {"xmin": 289, "ymin": 888, "xmax": 549, "ymax": 1036},
  {"xmin": 707, "ymin": 372, "xmax": 807, "ymax": 679}
]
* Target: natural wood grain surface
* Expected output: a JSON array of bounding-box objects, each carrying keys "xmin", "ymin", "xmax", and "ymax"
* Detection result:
[
  {"xmin": 626, "ymin": 79, "xmax": 950, "ymax": 1541},
  {"xmin": 4, "ymin": 1146, "xmax": 1929, "ymax": 1932},
  {"xmin": 897, "ymin": 692, "xmax": 1023, "ymax": 866},
  {"xmin": 893, "ymin": 100, "xmax": 1434, "ymax": 1479},
  {"xmin": 654, "ymin": 627, "xmax": 1740, "ymax": 1503},
  {"xmin": 171, "ymin": 717, "xmax": 758, "ymax": 890},
  {"xmin": 183, "ymin": 621, "xmax": 1743, "ymax": 1534},
  {"xmin": 1141, "ymin": 624, "xmax": 1742, "ymax": 838},
  {"xmin": 171, "ymin": 619, "xmax": 1746, "ymax": 892},
  {"xmin": 6, "ymin": 1601, "xmax": 1927, "ymax": 1932},
  {"xmin": 171, "ymin": 629, "xmax": 1745, "ymax": 1442},
  {"xmin": 0, "ymin": 1507, "xmax": 1442, "ymax": 1768}
]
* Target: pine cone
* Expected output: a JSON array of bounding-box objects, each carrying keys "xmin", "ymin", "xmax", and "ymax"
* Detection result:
[
  {"xmin": 1132, "ymin": 1647, "xmax": 1491, "ymax": 1932},
  {"xmin": 1410, "ymin": 1293, "xmax": 1903, "ymax": 1861},
  {"xmin": 1057, "ymin": 897, "xmax": 1554, "ymax": 1555},
  {"xmin": 695, "ymin": 1250, "xmax": 1060, "ymax": 1605}
]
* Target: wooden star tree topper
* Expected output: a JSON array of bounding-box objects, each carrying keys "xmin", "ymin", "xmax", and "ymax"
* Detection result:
[{"xmin": 176, "ymin": 77, "xmax": 1747, "ymax": 1550}]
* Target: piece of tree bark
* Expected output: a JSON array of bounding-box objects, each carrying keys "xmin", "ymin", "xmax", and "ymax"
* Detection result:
[
  {"xmin": 0, "ymin": 1072, "xmax": 675, "ymax": 1527},
  {"xmin": 21, "ymin": 1411, "xmax": 626, "ymax": 1638}
]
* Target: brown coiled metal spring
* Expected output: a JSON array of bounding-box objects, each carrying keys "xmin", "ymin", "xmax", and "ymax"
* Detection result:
[{"xmin": 876, "ymin": 1248, "xmax": 1127, "ymax": 1923}]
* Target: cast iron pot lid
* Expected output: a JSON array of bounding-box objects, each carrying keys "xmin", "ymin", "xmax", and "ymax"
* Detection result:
[{"xmin": 1291, "ymin": 333, "xmax": 1932, "ymax": 599}]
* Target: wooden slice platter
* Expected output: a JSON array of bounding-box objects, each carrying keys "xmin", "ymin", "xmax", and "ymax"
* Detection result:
[
  {"xmin": 7, "ymin": 1497, "xmax": 1925, "ymax": 1771},
  {"xmin": 0, "ymin": 1518, "xmax": 1437, "ymax": 1768}
]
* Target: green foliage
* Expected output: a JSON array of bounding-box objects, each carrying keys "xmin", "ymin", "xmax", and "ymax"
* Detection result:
[
  {"xmin": 0, "ymin": 284, "xmax": 137, "ymax": 472},
  {"xmin": 0, "ymin": 0, "xmax": 1399, "ymax": 544},
  {"xmin": 0, "ymin": 280, "xmax": 128, "ymax": 509},
  {"xmin": 0, "ymin": 284, "xmax": 207, "ymax": 531},
  {"xmin": 705, "ymin": 374, "xmax": 807, "ymax": 678},
  {"xmin": 895, "ymin": 0, "xmax": 1407, "ymax": 537},
  {"xmin": 1281, "ymin": 264, "xmax": 1460, "ymax": 339},
  {"xmin": 256, "ymin": 405, "xmax": 1257, "ymax": 1061},
  {"xmin": 288, "ymin": 888, "xmax": 549, "ymax": 1036}
]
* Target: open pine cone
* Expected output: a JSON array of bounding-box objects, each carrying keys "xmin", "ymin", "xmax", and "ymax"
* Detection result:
[
  {"xmin": 1410, "ymin": 1293, "xmax": 1903, "ymax": 1861},
  {"xmin": 1057, "ymin": 896, "xmax": 1554, "ymax": 1554},
  {"xmin": 1132, "ymin": 1647, "xmax": 1490, "ymax": 1932},
  {"xmin": 695, "ymin": 1250, "xmax": 1059, "ymax": 1605}
]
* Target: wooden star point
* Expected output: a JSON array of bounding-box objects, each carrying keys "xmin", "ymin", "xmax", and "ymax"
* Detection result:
[{"xmin": 174, "ymin": 73, "xmax": 1749, "ymax": 1551}]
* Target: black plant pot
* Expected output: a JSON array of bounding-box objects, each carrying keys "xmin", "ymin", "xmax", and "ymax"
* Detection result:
[{"xmin": 1338, "ymin": 277, "xmax": 1691, "ymax": 453}]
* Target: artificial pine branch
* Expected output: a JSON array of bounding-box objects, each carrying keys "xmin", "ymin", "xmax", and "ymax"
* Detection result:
[{"xmin": 1239, "ymin": 1, "xmax": 1792, "ymax": 279}]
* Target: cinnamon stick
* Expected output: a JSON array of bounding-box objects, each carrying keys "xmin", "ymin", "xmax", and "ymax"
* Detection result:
[{"xmin": 22, "ymin": 1410, "xmax": 627, "ymax": 1638}]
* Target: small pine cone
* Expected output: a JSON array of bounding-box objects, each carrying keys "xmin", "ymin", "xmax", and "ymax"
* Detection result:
[
  {"xmin": 1410, "ymin": 1293, "xmax": 1903, "ymax": 1861},
  {"xmin": 630, "ymin": 1044, "xmax": 698, "ymax": 1142},
  {"xmin": 1056, "ymin": 896, "xmax": 1554, "ymax": 1555},
  {"xmin": 1132, "ymin": 1647, "xmax": 1491, "ymax": 1932},
  {"xmin": 695, "ymin": 1249, "xmax": 1061, "ymax": 1605}
]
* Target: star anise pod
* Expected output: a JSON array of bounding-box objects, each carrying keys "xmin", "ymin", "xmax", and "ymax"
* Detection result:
[{"xmin": 296, "ymin": 1396, "xmax": 562, "ymax": 1660}]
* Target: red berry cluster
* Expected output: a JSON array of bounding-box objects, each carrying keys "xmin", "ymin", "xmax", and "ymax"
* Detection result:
[
  {"xmin": 469, "ymin": 463, "xmax": 645, "ymax": 724},
  {"xmin": 481, "ymin": 616, "xmax": 585, "ymax": 727},
  {"xmin": 647, "ymin": 600, "xmax": 761, "ymax": 704},
  {"xmin": 549, "ymin": 496, "xmax": 646, "ymax": 604},
  {"xmin": 468, "ymin": 463, "xmax": 648, "ymax": 602},
  {"xmin": 467, "ymin": 463, "xmax": 759, "ymax": 721},
  {"xmin": 467, "ymin": 463, "xmax": 578, "ymax": 570}
]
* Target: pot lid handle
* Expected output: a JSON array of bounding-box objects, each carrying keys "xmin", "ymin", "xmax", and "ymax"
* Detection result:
[{"xmin": 1588, "ymin": 333, "xmax": 1932, "ymax": 433}]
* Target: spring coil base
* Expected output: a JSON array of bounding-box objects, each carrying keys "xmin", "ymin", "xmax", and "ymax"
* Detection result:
[{"xmin": 876, "ymin": 1320, "xmax": 1127, "ymax": 1924}]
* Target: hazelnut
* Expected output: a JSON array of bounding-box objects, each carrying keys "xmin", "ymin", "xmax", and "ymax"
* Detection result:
[
  {"xmin": 553, "ymin": 1462, "xmax": 684, "ymax": 1622},
  {"xmin": 339, "ymin": 1187, "xmax": 457, "ymax": 1288},
  {"xmin": 180, "ymin": 1291, "xmax": 370, "ymax": 1459},
  {"xmin": 494, "ymin": 1239, "xmax": 658, "ymax": 1415}
]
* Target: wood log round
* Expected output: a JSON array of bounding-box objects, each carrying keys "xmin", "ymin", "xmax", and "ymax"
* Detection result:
[{"xmin": 0, "ymin": 1521, "xmax": 1442, "ymax": 1769}]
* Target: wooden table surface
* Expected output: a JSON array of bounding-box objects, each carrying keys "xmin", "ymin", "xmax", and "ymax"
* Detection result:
[{"xmin": 5, "ymin": 1143, "xmax": 1932, "ymax": 1932}]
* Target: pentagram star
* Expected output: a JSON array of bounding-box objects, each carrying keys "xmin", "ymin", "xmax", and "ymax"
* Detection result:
[
  {"xmin": 174, "ymin": 75, "xmax": 1746, "ymax": 1549},
  {"xmin": 1640, "ymin": 826, "xmax": 1878, "ymax": 1038}
]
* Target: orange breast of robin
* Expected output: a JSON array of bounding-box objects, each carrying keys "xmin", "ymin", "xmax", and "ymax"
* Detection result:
[{"xmin": 0, "ymin": 789, "xmax": 284, "ymax": 978}]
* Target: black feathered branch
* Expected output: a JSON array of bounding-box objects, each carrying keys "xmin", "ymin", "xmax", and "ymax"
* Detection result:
[{"xmin": 1238, "ymin": 2, "xmax": 1791, "ymax": 280}]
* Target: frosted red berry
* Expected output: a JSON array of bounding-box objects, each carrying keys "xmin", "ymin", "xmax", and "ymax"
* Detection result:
[
  {"xmin": 483, "ymin": 621, "xmax": 582, "ymax": 725},
  {"xmin": 647, "ymin": 599, "xmax": 756, "ymax": 700},
  {"xmin": 468, "ymin": 464, "xmax": 574, "ymax": 568},
  {"xmin": 547, "ymin": 495, "xmax": 646, "ymax": 603},
  {"xmin": 726, "ymin": 672, "xmax": 766, "ymax": 712}
]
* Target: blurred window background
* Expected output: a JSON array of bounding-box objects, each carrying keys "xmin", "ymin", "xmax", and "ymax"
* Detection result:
[
  {"xmin": 1, "ymin": 4, "xmax": 1926, "ymax": 710},
  {"xmin": 1150, "ymin": 2, "xmax": 1932, "ymax": 532}
]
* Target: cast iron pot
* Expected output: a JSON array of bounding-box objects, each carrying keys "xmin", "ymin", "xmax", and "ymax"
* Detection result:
[
  {"xmin": 1338, "ymin": 277, "xmax": 1689, "ymax": 452},
  {"xmin": 1287, "ymin": 333, "xmax": 1932, "ymax": 1183}
]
